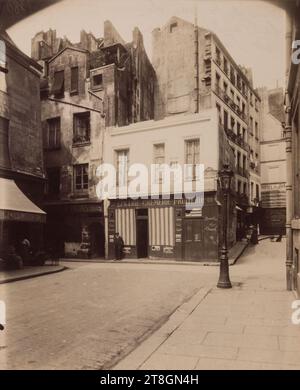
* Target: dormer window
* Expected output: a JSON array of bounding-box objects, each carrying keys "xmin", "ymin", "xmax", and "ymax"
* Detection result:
[{"xmin": 170, "ymin": 22, "xmax": 178, "ymax": 33}]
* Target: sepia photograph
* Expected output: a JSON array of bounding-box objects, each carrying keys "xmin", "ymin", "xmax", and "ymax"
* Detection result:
[{"xmin": 0, "ymin": 0, "xmax": 299, "ymax": 377}]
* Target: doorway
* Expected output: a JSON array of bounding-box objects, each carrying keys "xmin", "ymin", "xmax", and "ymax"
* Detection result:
[
  {"xmin": 183, "ymin": 218, "xmax": 204, "ymax": 260},
  {"xmin": 136, "ymin": 208, "xmax": 149, "ymax": 258}
]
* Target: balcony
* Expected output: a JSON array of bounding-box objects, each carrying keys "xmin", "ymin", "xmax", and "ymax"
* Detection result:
[
  {"xmin": 224, "ymin": 128, "xmax": 248, "ymax": 152},
  {"xmin": 214, "ymin": 86, "xmax": 247, "ymax": 123}
]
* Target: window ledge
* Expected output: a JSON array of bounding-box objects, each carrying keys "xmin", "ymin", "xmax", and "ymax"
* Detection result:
[
  {"xmin": 72, "ymin": 141, "xmax": 91, "ymax": 147},
  {"xmin": 71, "ymin": 192, "xmax": 89, "ymax": 199}
]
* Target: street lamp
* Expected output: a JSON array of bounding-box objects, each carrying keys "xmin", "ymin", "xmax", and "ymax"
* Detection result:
[{"xmin": 217, "ymin": 163, "xmax": 234, "ymax": 289}]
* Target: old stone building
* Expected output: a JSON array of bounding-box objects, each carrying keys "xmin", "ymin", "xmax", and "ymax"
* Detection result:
[
  {"xmin": 102, "ymin": 110, "xmax": 235, "ymax": 261},
  {"xmin": 152, "ymin": 16, "xmax": 262, "ymax": 239},
  {"xmin": 259, "ymin": 87, "xmax": 286, "ymax": 235},
  {"xmin": 31, "ymin": 21, "xmax": 156, "ymax": 258},
  {"xmin": 0, "ymin": 31, "xmax": 46, "ymax": 255},
  {"xmin": 284, "ymin": 0, "xmax": 300, "ymax": 295}
]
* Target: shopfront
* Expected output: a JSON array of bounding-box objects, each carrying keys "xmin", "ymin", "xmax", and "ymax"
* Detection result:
[
  {"xmin": 45, "ymin": 201, "xmax": 104, "ymax": 259},
  {"xmin": 107, "ymin": 193, "xmax": 220, "ymax": 261}
]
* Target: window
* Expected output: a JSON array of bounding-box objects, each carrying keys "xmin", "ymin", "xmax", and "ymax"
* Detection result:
[
  {"xmin": 215, "ymin": 47, "xmax": 221, "ymax": 65},
  {"xmin": 92, "ymin": 73, "xmax": 103, "ymax": 90},
  {"xmin": 0, "ymin": 116, "xmax": 10, "ymax": 168},
  {"xmin": 215, "ymin": 72, "xmax": 221, "ymax": 91},
  {"xmin": 44, "ymin": 117, "xmax": 61, "ymax": 150},
  {"xmin": 243, "ymin": 182, "xmax": 247, "ymax": 195},
  {"xmin": 237, "ymin": 180, "xmax": 241, "ymax": 194},
  {"xmin": 170, "ymin": 22, "xmax": 178, "ymax": 33},
  {"xmin": 255, "ymin": 122, "xmax": 259, "ymax": 139},
  {"xmin": 216, "ymin": 103, "xmax": 221, "ymax": 123},
  {"xmin": 250, "ymin": 116, "xmax": 253, "ymax": 134},
  {"xmin": 256, "ymin": 184, "xmax": 260, "ymax": 201},
  {"xmin": 74, "ymin": 164, "xmax": 88, "ymax": 191},
  {"xmin": 223, "ymin": 57, "xmax": 228, "ymax": 74},
  {"xmin": 243, "ymin": 128, "xmax": 246, "ymax": 141},
  {"xmin": 224, "ymin": 110, "xmax": 228, "ymax": 131},
  {"xmin": 230, "ymin": 65, "xmax": 235, "ymax": 85},
  {"xmin": 237, "ymin": 151, "xmax": 241, "ymax": 169},
  {"xmin": 223, "ymin": 81, "xmax": 228, "ymax": 95},
  {"xmin": 73, "ymin": 112, "xmax": 90, "ymax": 144},
  {"xmin": 242, "ymin": 155, "xmax": 246, "ymax": 173},
  {"xmin": 237, "ymin": 122, "xmax": 241, "ymax": 137},
  {"xmin": 230, "ymin": 116, "xmax": 235, "ymax": 131},
  {"xmin": 116, "ymin": 149, "xmax": 129, "ymax": 186},
  {"xmin": 51, "ymin": 70, "xmax": 64, "ymax": 97},
  {"xmin": 153, "ymin": 143, "xmax": 165, "ymax": 183},
  {"xmin": 250, "ymin": 92, "xmax": 253, "ymax": 106},
  {"xmin": 0, "ymin": 40, "xmax": 7, "ymax": 92},
  {"xmin": 251, "ymin": 182, "xmax": 254, "ymax": 200},
  {"xmin": 185, "ymin": 139, "xmax": 200, "ymax": 180},
  {"xmin": 71, "ymin": 66, "xmax": 79, "ymax": 95},
  {"xmin": 46, "ymin": 167, "xmax": 60, "ymax": 196}
]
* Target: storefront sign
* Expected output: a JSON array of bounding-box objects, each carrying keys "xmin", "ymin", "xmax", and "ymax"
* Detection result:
[
  {"xmin": 123, "ymin": 247, "xmax": 131, "ymax": 254},
  {"xmin": 151, "ymin": 246, "xmax": 160, "ymax": 251},
  {"xmin": 163, "ymin": 247, "xmax": 174, "ymax": 254}
]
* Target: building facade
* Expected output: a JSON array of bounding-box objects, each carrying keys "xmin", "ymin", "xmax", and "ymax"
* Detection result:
[
  {"xmin": 152, "ymin": 16, "xmax": 262, "ymax": 239},
  {"xmin": 32, "ymin": 21, "xmax": 156, "ymax": 258},
  {"xmin": 259, "ymin": 87, "xmax": 286, "ymax": 235},
  {"xmin": 285, "ymin": 0, "xmax": 300, "ymax": 295},
  {"xmin": 0, "ymin": 31, "xmax": 46, "ymax": 256},
  {"xmin": 102, "ymin": 110, "xmax": 236, "ymax": 261}
]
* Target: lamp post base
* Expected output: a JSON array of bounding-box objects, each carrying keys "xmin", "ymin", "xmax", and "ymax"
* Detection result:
[{"xmin": 217, "ymin": 248, "xmax": 232, "ymax": 289}]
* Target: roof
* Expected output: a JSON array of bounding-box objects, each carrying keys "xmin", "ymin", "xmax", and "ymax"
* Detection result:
[{"xmin": 48, "ymin": 46, "xmax": 89, "ymax": 63}]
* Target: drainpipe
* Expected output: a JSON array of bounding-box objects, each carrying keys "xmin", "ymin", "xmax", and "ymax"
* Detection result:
[
  {"xmin": 284, "ymin": 9, "xmax": 293, "ymax": 291},
  {"xmin": 194, "ymin": 9, "xmax": 199, "ymax": 113}
]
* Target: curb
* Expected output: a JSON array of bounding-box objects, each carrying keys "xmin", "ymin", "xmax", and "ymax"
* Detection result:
[
  {"xmin": 61, "ymin": 242, "xmax": 248, "ymax": 267},
  {"xmin": 0, "ymin": 266, "xmax": 68, "ymax": 284},
  {"xmin": 112, "ymin": 285, "xmax": 212, "ymax": 370}
]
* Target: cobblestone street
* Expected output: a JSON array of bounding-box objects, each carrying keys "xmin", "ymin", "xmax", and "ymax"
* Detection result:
[{"xmin": 0, "ymin": 261, "xmax": 216, "ymax": 369}]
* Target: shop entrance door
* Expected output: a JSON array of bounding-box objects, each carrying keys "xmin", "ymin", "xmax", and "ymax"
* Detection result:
[
  {"xmin": 136, "ymin": 209, "xmax": 149, "ymax": 258},
  {"xmin": 183, "ymin": 219, "xmax": 204, "ymax": 260}
]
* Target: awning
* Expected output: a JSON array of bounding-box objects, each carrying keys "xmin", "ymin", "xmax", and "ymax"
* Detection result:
[{"xmin": 0, "ymin": 178, "xmax": 46, "ymax": 223}]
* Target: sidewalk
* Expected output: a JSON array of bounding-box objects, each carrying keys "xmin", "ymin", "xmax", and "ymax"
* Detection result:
[
  {"xmin": 0, "ymin": 264, "xmax": 66, "ymax": 284},
  {"xmin": 114, "ymin": 239, "xmax": 300, "ymax": 370},
  {"xmin": 62, "ymin": 240, "xmax": 249, "ymax": 266}
]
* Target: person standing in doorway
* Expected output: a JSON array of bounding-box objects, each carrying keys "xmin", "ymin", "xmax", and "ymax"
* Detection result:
[{"xmin": 114, "ymin": 232, "xmax": 124, "ymax": 260}]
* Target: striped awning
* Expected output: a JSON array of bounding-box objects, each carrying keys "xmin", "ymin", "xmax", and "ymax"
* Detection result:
[{"xmin": 0, "ymin": 178, "xmax": 46, "ymax": 223}]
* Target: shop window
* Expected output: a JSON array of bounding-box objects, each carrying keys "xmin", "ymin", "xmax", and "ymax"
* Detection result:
[
  {"xmin": 71, "ymin": 66, "xmax": 79, "ymax": 95},
  {"xmin": 51, "ymin": 70, "xmax": 64, "ymax": 98},
  {"xmin": 74, "ymin": 164, "xmax": 89, "ymax": 192},
  {"xmin": 73, "ymin": 112, "xmax": 90, "ymax": 144},
  {"xmin": 44, "ymin": 117, "xmax": 61, "ymax": 150}
]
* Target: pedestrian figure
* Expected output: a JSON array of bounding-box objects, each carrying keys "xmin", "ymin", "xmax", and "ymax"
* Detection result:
[
  {"xmin": 114, "ymin": 232, "xmax": 124, "ymax": 260},
  {"xmin": 250, "ymin": 225, "xmax": 258, "ymax": 245}
]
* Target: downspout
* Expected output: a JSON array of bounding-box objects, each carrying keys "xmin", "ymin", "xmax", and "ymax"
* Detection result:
[
  {"xmin": 194, "ymin": 9, "xmax": 199, "ymax": 113},
  {"xmin": 284, "ymin": 8, "xmax": 293, "ymax": 291}
]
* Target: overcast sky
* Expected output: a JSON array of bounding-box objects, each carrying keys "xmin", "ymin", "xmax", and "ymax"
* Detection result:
[{"xmin": 7, "ymin": 0, "xmax": 285, "ymax": 89}]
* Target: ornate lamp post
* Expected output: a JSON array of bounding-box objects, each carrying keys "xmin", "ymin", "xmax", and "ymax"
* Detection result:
[{"xmin": 217, "ymin": 164, "xmax": 234, "ymax": 289}]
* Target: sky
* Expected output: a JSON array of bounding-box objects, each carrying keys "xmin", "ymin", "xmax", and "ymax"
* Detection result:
[{"xmin": 7, "ymin": 0, "xmax": 286, "ymax": 89}]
